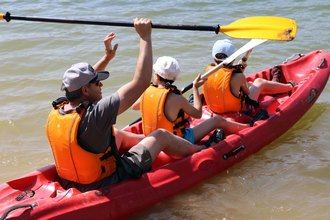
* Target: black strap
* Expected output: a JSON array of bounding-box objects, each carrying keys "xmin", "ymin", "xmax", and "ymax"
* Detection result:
[
  {"xmin": 232, "ymin": 64, "xmax": 246, "ymax": 73},
  {"xmin": 238, "ymin": 91, "xmax": 258, "ymax": 115},
  {"xmin": 244, "ymin": 95, "xmax": 259, "ymax": 108},
  {"xmin": 52, "ymin": 97, "xmax": 68, "ymax": 109},
  {"xmin": 51, "ymin": 97, "xmax": 91, "ymax": 114},
  {"xmin": 152, "ymin": 82, "xmax": 182, "ymax": 95},
  {"xmin": 99, "ymin": 129, "xmax": 121, "ymax": 162},
  {"xmin": 173, "ymin": 109, "xmax": 189, "ymax": 129},
  {"xmin": 99, "ymin": 130, "xmax": 123, "ymax": 173},
  {"xmin": 168, "ymin": 85, "xmax": 181, "ymax": 95},
  {"xmin": 75, "ymin": 101, "xmax": 91, "ymax": 114},
  {"xmin": 99, "ymin": 149, "xmax": 113, "ymax": 161},
  {"xmin": 248, "ymin": 109, "xmax": 269, "ymax": 126},
  {"xmin": 173, "ymin": 118, "xmax": 189, "ymax": 129}
]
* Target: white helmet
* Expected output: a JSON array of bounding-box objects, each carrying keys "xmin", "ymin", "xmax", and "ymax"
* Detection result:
[
  {"xmin": 212, "ymin": 39, "xmax": 236, "ymax": 61},
  {"xmin": 153, "ymin": 56, "xmax": 181, "ymax": 81}
]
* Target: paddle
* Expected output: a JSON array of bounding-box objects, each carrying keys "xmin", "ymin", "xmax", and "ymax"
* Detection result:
[
  {"xmin": 128, "ymin": 39, "xmax": 267, "ymax": 126},
  {"xmin": 181, "ymin": 39, "xmax": 267, "ymax": 93},
  {"xmin": 1, "ymin": 12, "xmax": 296, "ymax": 41}
]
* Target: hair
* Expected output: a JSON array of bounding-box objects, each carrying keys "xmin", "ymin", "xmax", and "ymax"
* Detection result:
[
  {"xmin": 215, "ymin": 53, "xmax": 228, "ymax": 61},
  {"xmin": 157, "ymin": 74, "xmax": 181, "ymax": 95},
  {"xmin": 157, "ymin": 74, "xmax": 174, "ymax": 84},
  {"xmin": 212, "ymin": 60, "xmax": 245, "ymax": 74},
  {"xmin": 65, "ymin": 88, "xmax": 83, "ymax": 101}
]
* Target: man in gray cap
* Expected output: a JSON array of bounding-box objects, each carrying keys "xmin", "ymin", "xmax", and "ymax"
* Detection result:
[{"xmin": 46, "ymin": 18, "xmax": 204, "ymax": 191}]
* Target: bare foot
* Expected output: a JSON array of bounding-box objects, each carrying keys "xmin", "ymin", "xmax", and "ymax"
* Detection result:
[{"xmin": 271, "ymin": 65, "xmax": 283, "ymax": 82}]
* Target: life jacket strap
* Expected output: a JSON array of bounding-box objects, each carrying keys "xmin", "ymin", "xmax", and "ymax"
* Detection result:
[
  {"xmin": 99, "ymin": 131, "xmax": 120, "ymax": 161},
  {"xmin": 52, "ymin": 97, "xmax": 68, "ymax": 109},
  {"xmin": 248, "ymin": 109, "xmax": 269, "ymax": 126},
  {"xmin": 244, "ymin": 95, "xmax": 260, "ymax": 108},
  {"xmin": 173, "ymin": 109, "xmax": 189, "ymax": 129}
]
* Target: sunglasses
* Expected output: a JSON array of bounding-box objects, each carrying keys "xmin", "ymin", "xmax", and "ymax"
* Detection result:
[
  {"xmin": 89, "ymin": 77, "xmax": 101, "ymax": 86},
  {"xmin": 92, "ymin": 81, "xmax": 101, "ymax": 86}
]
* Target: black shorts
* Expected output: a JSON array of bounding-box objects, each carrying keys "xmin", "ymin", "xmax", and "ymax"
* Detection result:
[{"xmin": 120, "ymin": 144, "xmax": 153, "ymax": 178}]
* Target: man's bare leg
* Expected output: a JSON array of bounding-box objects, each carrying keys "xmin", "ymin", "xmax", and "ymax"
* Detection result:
[{"xmin": 134, "ymin": 129, "xmax": 204, "ymax": 161}]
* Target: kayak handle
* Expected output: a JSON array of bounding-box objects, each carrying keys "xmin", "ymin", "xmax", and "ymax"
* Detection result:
[
  {"xmin": 0, "ymin": 203, "xmax": 37, "ymax": 220},
  {"xmin": 317, "ymin": 58, "xmax": 327, "ymax": 69},
  {"xmin": 283, "ymin": 53, "xmax": 303, "ymax": 63},
  {"xmin": 223, "ymin": 145, "xmax": 245, "ymax": 160}
]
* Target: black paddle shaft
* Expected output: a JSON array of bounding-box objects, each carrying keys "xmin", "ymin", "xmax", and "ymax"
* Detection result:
[
  {"xmin": 4, "ymin": 12, "xmax": 220, "ymax": 34},
  {"xmin": 181, "ymin": 83, "xmax": 193, "ymax": 94}
]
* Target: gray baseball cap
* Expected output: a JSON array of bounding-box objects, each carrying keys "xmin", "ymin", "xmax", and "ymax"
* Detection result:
[{"xmin": 61, "ymin": 62, "xmax": 109, "ymax": 92}]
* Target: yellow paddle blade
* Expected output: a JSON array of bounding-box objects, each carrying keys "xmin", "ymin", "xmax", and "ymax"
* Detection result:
[
  {"xmin": 220, "ymin": 16, "xmax": 297, "ymax": 41},
  {"xmin": 0, "ymin": 13, "xmax": 4, "ymax": 20}
]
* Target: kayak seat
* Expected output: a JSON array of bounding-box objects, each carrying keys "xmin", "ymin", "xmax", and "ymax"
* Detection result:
[{"xmin": 259, "ymin": 95, "xmax": 280, "ymax": 114}]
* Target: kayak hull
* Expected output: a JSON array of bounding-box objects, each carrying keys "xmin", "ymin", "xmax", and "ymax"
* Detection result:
[{"xmin": 0, "ymin": 50, "xmax": 329, "ymax": 220}]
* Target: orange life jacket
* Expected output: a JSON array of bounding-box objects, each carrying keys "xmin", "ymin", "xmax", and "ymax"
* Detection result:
[
  {"xmin": 202, "ymin": 65, "xmax": 241, "ymax": 114},
  {"xmin": 140, "ymin": 85, "xmax": 187, "ymax": 137},
  {"xmin": 46, "ymin": 101, "xmax": 116, "ymax": 184}
]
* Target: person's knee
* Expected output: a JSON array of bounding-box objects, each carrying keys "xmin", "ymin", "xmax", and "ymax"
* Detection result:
[
  {"xmin": 152, "ymin": 128, "xmax": 170, "ymax": 136},
  {"xmin": 252, "ymin": 78, "xmax": 268, "ymax": 93},
  {"xmin": 253, "ymin": 78, "xmax": 266, "ymax": 87},
  {"xmin": 150, "ymin": 128, "xmax": 171, "ymax": 142},
  {"xmin": 214, "ymin": 115, "xmax": 226, "ymax": 125}
]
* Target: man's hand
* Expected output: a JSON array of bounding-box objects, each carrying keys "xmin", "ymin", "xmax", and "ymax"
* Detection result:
[
  {"xmin": 133, "ymin": 18, "xmax": 152, "ymax": 41},
  {"xmin": 104, "ymin": 32, "xmax": 118, "ymax": 60}
]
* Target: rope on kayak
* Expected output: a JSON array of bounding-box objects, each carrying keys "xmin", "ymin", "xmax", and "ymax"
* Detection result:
[{"xmin": 0, "ymin": 203, "xmax": 37, "ymax": 220}]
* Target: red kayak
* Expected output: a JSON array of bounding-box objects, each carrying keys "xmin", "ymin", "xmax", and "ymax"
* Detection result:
[{"xmin": 0, "ymin": 50, "xmax": 329, "ymax": 220}]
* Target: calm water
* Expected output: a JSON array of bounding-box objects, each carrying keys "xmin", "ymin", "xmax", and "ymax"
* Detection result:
[{"xmin": 0, "ymin": 1, "xmax": 329, "ymax": 219}]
